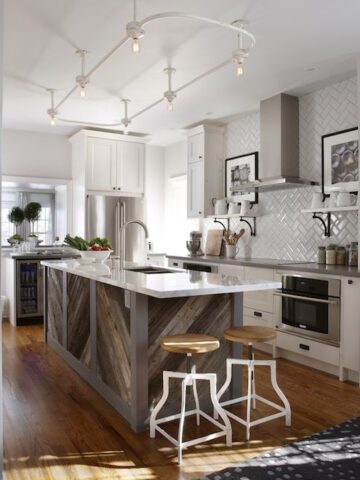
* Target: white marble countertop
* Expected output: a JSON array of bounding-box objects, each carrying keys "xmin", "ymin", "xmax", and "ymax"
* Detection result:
[{"xmin": 41, "ymin": 259, "xmax": 281, "ymax": 298}]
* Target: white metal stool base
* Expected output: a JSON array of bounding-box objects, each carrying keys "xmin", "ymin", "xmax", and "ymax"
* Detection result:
[
  {"xmin": 150, "ymin": 368, "xmax": 232, "ymax": 465},
  {"xmin": 216, "ymin": 357, "xmax": 291, "ymax": 441}
]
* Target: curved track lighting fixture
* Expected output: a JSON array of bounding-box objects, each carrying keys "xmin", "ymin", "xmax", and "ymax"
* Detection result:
[
  {"xmin": 127, "ymin": 0, "xmax": 144, "ymax": 54},
  {"xmin": 46, "ymin": 88, "xmax": 58, "ymax": 126},
  {"xmin": 121, "ymin": 99, "xmax": 131, "ymax": 134},
  {"xmin": 76, "ymin": 49, "xmax": 89, "ymax": 97},
  {"xmin": 232, "ymin": 20, "xmax": 250, "ymax": 77},
  {"xmin": 50, "ymin": 12, "xmax": 255, "ymax": 127},
  {"xmin": 163, "ymin": 67, "xmax": 176, "ymax": 111}
]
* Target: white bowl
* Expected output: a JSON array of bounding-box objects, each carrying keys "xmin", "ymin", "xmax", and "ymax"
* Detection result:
[{"xmin": 80, "ymin": 250, "xmax": 113, "ymax": 263}]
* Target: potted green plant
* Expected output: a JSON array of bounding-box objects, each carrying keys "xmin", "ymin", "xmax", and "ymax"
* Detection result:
[
  {"xmin": 7, "ymin": 206, "xmax": 24, "ymax": 244},
  {"xmin": 24, "ymin": 202, "xmax": 42, "ymax": 241}
]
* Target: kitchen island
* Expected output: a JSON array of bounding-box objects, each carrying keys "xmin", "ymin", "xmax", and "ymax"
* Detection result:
[{"xmin": 42, "ymin": 259, "xmax": 281, "ymax": 431}]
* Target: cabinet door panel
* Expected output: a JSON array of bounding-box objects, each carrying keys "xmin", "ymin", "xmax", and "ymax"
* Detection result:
[
  {"xmin": 188, "ymin": 133, "xmax": 204, "ymax": 164},
  {"xmin": 87, "ymin": 138, "xmax": 116, "ymax": 191},
  {"xmin": 342, "ymin": 277, "xmax": 360, "ymax": 372},
  {"xmin": 117, "ymin": 142, "xmax": 144, "ymax": 194},
  {"xmin": 187, "ymin": 160, "xmax": 204, "ymax": 218},
  {"xmin": 244, "ymin": 267, "xmax": 275, "ymax": 313}
]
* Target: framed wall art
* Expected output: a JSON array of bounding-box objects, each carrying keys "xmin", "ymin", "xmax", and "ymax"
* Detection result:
[
  {"xmin": 225, "ymin": 152, "xmax": 258, "ymax": 204},
  {"xmin": 322, "ymin": 127, "xmax": 359, "ymax": 193}
]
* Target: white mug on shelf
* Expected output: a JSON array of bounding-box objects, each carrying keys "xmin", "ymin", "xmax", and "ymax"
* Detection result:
[
  {"xmin": 240, "ymin": 200, "xmax": 251, "ymax": 216},
  {"xmin": 228, "ymin": 202, "xmax": 240, "ymax": 215},
  {"xmin": 225, "ymin": 244, "xmax": 239, "ymax": 258},
  {"xmin": 311, "ymin": 192, "xmax": 324, "ymax": 209},
  {"xmin": 337, "ymin": 192, "xmax": 357, "ymax": 207}
]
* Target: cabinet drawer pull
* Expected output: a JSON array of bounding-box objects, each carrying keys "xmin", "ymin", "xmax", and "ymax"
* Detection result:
[
  {"xmin": 254, "ymin": 311, "xmax": 262, "ymax": 317},
  {"xmin": 348, "ymin": 280, "xmax": 353, "ymax": 285},
  {"xmin": 299, "ymin": 343, "xmax": 310, "ymax": 351},
  {"xmin": 173, "ymin": 262, "xmax": 178, "ymax": 267}
]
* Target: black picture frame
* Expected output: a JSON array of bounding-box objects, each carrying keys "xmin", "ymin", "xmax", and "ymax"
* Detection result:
[
  {"xmin": 225, "ymin": 152, "xmax": 259, "ymax": 204},
  {"xmin": 321, "ymin": 127, "xmax": 359, "ymax": 194}
]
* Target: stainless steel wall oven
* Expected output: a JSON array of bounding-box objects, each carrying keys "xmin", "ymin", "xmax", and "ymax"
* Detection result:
[{"xmin": 275, "ymin": 273, "xmax": 341, "ymax": 346}]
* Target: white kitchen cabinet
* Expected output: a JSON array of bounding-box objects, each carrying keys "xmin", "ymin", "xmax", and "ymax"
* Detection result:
[
  {"xmin": 117, "ymin": 141, "xmax": 144, "ymax": 194},
  {"xmin": 341, "ymin": 277, "xmax": 360, "ymax": 376},
  {"xmin": 187, "ymin": 124, "xmax": 225, "ymax": 218},
  {"xmin": 244, "ymin": 267, "xmax": 275, "ymax": 313},
  {"xmin": 70, "ymin": 129, "xmax": 147, "ymax": 236},
  {"xmin": 187, "ymin": 160, "xmax": 204, "ymax": 217},
  {"xmin": 188, "ymin": 133, "xmax": 204, "ymax": 164},
  {"xmin": 87, "ymin": 137, "xmax": 117, "ymax": 191}
]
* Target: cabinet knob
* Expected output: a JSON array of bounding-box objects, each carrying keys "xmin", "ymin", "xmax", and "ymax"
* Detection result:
[
  {"xmin": 198, "ymin": 211, "xmax": 202, "ymax": 215},
  {"xmin": 348, "ymin": 280, "xmax": 354, "ymax": 285},
  {"xmin": 199, "ymin": 155, "xmax": 203, "ymax": 159},
  {"xmin": 118, "ymin": 187, "xmax": 121, "ymax": 190},
  {"xmin": 113, "ymin": 187, "xmax": 116, "ymax": 190}
]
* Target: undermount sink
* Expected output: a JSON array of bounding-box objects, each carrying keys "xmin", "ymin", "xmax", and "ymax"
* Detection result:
[{"xmin": 125, "ymin": 266, "xmax": 178, "ymax": 274}]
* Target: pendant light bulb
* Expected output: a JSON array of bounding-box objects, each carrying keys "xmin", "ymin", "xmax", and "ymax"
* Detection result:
[
  {"xmin": 167, "ymin": 101, "xmax": 173, "ymax": 112},
  {"xmin": 80, "ymin": 86, "xmax": 86, "ymax": 98},
  {"xmin": 132, "ymin": 38, "xmax": 140, "ymax": 54},
  {"xmin": 46, "ymin": 88, "xmax": 58, "ymax": 127},
  {"xmin": 236, "ymin": 64, "xmax": 244, "ymax": 76},
  {"xmin": 50, "ymin": 116, "xmax": 56, "ymax": 126}
]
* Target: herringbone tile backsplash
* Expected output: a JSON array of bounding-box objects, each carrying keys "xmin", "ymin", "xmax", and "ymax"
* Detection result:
[{"xmin": 203, "ymin": 77, "xmax": 359, "ymax": 261}]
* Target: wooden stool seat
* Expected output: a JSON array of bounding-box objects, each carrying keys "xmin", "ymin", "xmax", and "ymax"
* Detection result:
[
  {"xmin": 224, "ymin": 326, "xmax": 276, "ymax": 345},
  {"xmin": 161, "ymin": 334, "xmax": 220, "ymax": 354}
]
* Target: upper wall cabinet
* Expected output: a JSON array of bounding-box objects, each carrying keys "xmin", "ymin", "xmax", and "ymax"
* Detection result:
[
  {"xmin": 71, "ymin": 130, "xmax": 146, "ymax": 196},
  {"xmin": 187, "ymin": 124, "xmax": 225, "ymax": 218}
]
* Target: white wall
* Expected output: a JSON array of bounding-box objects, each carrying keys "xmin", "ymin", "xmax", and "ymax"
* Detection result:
[
  {"xmin": 145, "ymin": 145, "xmax": 165, "ymax": 252},
  {"xmin": 163, "ymin": 140, "xmax": 199, "ymax": 254},
  {"xmin": 2, "ymin": 129, "xmax": 71, "ymax": 179}
]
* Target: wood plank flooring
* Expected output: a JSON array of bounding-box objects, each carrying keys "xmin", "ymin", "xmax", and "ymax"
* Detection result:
[{"xmin": 3, "ymin": 321, "xmax": 360, "ymax": 480}]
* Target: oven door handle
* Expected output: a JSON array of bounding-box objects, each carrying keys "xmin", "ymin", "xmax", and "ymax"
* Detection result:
[{"xmin": 274, "ymin": 291, "xmax": 339, "ymax": 305}]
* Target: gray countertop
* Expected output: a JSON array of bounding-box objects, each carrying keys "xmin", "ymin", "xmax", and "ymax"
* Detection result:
[{"xmin": 167, "ymin": 254, "xmax": 360, "ymax": 277}]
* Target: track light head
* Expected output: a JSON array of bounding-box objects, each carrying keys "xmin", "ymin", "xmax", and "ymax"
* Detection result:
[{"xmin": 126, "ymin": 21, "xmax": 145, "ymax": 54}]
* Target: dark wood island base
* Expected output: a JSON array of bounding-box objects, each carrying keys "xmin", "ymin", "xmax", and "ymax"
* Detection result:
[{"xmin": 45, "ymin": 268, "xmax": 243, "ymax": 431}]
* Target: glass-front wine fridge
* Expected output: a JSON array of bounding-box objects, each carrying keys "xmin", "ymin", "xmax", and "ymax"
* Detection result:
[{"xmin": 16, "ymin": 260, "xmax": 44, "ymax": 324}]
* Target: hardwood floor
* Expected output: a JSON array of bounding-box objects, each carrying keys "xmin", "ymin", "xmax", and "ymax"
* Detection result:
[{"xmin": 3, "ymin": 321, "xmax": 360, "ymax": 480}]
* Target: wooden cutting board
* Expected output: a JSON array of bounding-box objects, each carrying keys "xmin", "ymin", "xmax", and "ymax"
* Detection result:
[{"xmin": 205, "ymin": 229, "xmax": 223, "ymax": 256}]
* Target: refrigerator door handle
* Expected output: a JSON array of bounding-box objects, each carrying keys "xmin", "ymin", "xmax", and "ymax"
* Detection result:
[
  {"xmin": 86, "ymin": 194, "xmax": 90, "ymax": 240},
  {"xmin": 115, "ymin": 201, "xmax": 120, "ymax": 256}
]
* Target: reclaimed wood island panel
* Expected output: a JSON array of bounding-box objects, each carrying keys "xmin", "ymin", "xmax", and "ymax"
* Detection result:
[{"xmin": 43, "ymin": 260, "xmax": 280, "ymax": 431}]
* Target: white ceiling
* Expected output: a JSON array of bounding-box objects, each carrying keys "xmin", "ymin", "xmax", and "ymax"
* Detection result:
[{"xmin": 3, "ymin": 0, "xmax": 360, "ymax": 145}]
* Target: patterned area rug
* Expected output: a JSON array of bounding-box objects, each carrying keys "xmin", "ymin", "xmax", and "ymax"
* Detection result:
[{"xmin": 201, "ymin": 417, "xmax": 360, "ymax": 480}]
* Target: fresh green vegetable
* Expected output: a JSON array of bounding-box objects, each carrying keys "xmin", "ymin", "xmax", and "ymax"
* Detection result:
[
  {"xmin": 8, "ymin": 207, "xmax": 24, "ymax": 226},
  {"xmin": 64, "ymin": 234, "xmax": 89, "ymax": 251},
  {"xmin": 89, "ymin": 237, "xmax": 112, "ymax": 249}
]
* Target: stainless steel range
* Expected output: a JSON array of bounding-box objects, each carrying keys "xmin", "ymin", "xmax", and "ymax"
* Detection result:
[{"xmin": 274, "ymin": 273, "xmax": 341, "ymax": 346}]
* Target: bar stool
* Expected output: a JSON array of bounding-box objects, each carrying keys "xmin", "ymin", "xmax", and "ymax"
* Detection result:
[
  {"xmin": 150, "ymin": 333, "xmax": 232, "ymax": 464},
  {"xmin": 215, "ymin": 326, "xmax": 291, "ymax": 441}
]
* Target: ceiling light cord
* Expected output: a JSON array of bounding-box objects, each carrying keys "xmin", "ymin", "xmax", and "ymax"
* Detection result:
[
  {"xmin": 76, "ymin": 49, "xmax": 89, "ymax": 97},
  {"xmin": 121, "ymin": 99, "xmax": 131, "ymax": 134},
  {"xmin": 164, "ymin": 67, "xmax": 176, "ymax": 111},
  {"xmin": 46, "ymin": 88, "xmax": 58, "ymax": 126}
]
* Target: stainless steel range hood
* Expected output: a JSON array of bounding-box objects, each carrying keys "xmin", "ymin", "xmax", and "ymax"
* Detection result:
[{"xmin": 231, "ymin": 93, "xmax": 318, "ymax": 193}]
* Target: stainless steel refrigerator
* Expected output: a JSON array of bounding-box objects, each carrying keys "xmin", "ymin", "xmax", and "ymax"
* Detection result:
[{"xmin": 86, "ymin": 194, "xmax": 146, "ymax": 263}]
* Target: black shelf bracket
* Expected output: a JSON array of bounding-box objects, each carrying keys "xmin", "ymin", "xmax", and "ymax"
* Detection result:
[
  {"xmin": 213, "ymin": 218, "xmax": 229, "ymax": 230},
  {"xmin": 212, "ymin": 216, "xmax": 257, "ymax": 236},
  {"xmin": 312, "ymin": 212, "xmax": 331, "ymax": 237},
  {"xmin": 239, "ymin": 216, "xmax": 257, "ymax": 236}
]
